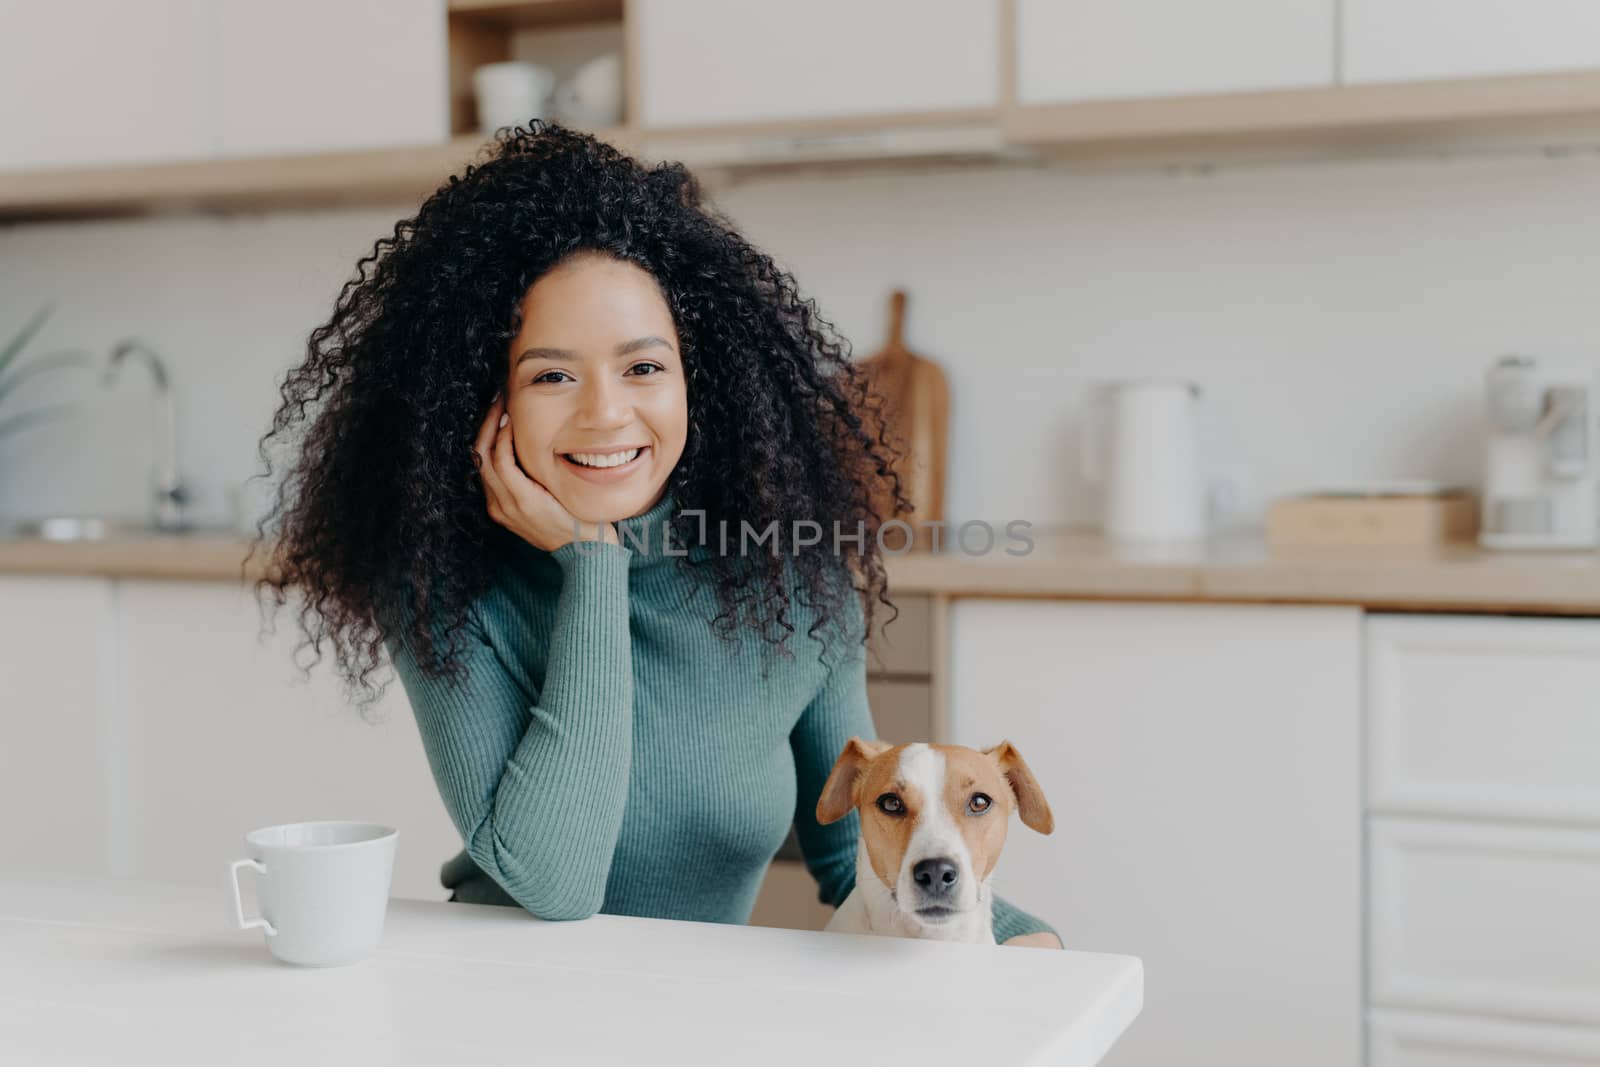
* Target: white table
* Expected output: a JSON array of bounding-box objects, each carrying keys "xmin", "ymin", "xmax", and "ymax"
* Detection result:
[{"xmin": 0, "ymin": 877, "xmax": 1142, "ymax": 1066}]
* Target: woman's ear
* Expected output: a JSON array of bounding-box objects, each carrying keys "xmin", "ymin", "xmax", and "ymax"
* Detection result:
[
  {"xmin": 816, "ymin": 737, "xmax": 893, "ymax": 825},
  {"xmin": 984, "ymin": 740, "xmax": 1055, "ymax": 835}
]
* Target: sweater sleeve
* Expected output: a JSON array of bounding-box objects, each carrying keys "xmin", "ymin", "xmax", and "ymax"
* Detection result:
[
  {"xmin": 788, "ymin": 591, "xmax": 1063, "ymax": 946},
  {"xmin": 384, "ymin": 540, "xmax": 634, "ymax": 921}
]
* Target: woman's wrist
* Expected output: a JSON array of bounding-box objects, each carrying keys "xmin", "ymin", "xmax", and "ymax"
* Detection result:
[{"xmin": 550, "ymin": 534, "xmax": 630, "ymax": 569}]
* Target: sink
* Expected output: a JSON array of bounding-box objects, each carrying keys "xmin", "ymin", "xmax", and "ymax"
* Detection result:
[{"xmin": 2, "ymin": 515, "xmax": 245, "ymax": 542}]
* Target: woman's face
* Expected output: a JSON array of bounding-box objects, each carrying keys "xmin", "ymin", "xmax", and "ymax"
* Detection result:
[{"xmin": 503, "ymin": 254, "xmax": 688, "ymax": 525}]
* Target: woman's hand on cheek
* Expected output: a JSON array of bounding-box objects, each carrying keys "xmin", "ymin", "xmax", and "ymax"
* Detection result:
[{"xmin": 474, "ymin": 392, "xmax": 619, "ymax": 552}]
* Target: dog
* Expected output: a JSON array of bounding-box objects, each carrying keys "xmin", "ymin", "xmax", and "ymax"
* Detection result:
[{"xmin": 816, "ymin": 737, "xmax": 1054, "ymax": 943}]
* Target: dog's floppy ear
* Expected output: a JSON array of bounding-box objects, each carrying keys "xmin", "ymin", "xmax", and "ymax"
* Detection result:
[
  {"xmin": 816, "ymin": 736, "xmax": 893, "ymax": 825},
  {"xmin": 984, "ymin": 740, "xmax": 1055, "ymax": 835}
]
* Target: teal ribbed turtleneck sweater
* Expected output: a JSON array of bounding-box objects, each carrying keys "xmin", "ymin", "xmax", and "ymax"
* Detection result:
[{"xmin": 383, "ymin": 490, "xmax": 1058, "ymax": 944}]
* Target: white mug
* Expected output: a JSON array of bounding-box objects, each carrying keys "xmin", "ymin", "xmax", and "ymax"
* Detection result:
[
  {"xmin": 1082, "ymin": 378, "xmax": 1206, "ymax": 543},
  {"xmin": 473, "ymin": 60, "xmax": 556, "ymax": 134},
  {"xmin": 227, "ymin": 820, "xmax": 398, "ymax": 967}
]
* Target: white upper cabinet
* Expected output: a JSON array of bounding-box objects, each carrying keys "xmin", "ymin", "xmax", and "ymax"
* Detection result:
[
  {"xmin": 217, "ymin": 0, "xmax": 448, "ymax": 157},
  {"xmin": 0, "ymin": 0, "xmax": 212, "ymax": 172},
  {"xmin": 634, "ymin": 0, "xmax": 998, "ymax": 129},
  {"xmin": 1015, "ymin": 0, "xmax": 1335, "ymax": 104},
  {"xmin": 1343, "ymin": 0, "xmax": 1600, "ymax": 85}
]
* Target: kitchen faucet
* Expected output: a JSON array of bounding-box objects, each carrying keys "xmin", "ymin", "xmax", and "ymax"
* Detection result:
[{"xmin": 103, "ymin": 339, "xmax": 190, "ymax": 531}]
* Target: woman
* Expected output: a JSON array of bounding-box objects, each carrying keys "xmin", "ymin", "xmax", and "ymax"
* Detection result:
[{"xmin": 252, "ymin": 122, "xmax": 1060, "ymax": 948}]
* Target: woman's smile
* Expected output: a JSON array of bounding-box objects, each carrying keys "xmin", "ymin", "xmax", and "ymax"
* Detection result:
[{"xmin": 559, "ymin": 444, "xmax": 651, "ymax": 483}]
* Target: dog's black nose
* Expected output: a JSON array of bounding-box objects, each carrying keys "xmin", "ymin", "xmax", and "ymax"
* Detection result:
[{"xmin": 913, "ymin": 857, "xmax": 959, "ymax": 895}]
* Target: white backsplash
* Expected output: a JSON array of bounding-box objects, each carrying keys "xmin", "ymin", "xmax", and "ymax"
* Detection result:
[{"xmin": 4, "ymin": 148, "xmax": 1600, "ymax": 532}]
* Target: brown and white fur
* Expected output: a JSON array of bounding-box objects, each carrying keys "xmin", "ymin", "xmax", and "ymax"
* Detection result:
[{"xmin": 816, "ymin": 737, "xmax": 1054, "ymax": 943}]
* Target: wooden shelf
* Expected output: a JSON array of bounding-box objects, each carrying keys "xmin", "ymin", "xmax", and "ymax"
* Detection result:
[
  {"xmin": 0, "ymin": 130, "xmax": 632, "ymax": 221},
  {"xmin": 13, "ymin": 69, "xmax": 1600, "ymax": 221},
  {"xmin": 447, "ymin": 0, "xmax": 622, "ymax": 30},
  {"xmin": 1006, "ymin": 69, "xmax": 1600, "ymax": 153}
]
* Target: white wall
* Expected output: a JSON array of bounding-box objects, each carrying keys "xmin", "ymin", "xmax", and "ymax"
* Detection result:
[{"xmin": 4, "ymin": 148, "xmax": 1599, "ymax": 531}]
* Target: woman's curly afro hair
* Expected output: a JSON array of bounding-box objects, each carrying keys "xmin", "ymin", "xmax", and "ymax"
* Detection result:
[{"xmin": 247, "ymin": 121, "xmax": 912, "ymax": 712}]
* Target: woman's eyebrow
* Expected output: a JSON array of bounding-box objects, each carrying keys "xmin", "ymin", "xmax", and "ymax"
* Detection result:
[{"xmin": 516, "ymin": 335, "xmax": 676, "ymax": 366}]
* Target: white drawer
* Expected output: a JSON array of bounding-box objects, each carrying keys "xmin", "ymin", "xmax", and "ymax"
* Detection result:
[
  {"xmin": 1366, "ymin": 615, "xmax": 1600, "ymax": 825},
  {"xmin": 1370, "ymin": 1009, "xmax": 1600, "ymax": 1066},
  {"xmin": 1370, "ymin": 817, "xmax": 1600, "ymax": 1026}
]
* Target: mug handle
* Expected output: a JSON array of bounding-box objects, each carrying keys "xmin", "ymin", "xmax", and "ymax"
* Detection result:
[{"xmin": 228, "ymin": 859, "xmax": 277, "ymax": 936}]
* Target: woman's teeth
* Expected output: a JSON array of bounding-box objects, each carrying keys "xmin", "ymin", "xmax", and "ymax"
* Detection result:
[{"xmin": 565, "ymin": 448, "xmax": 641, "ymax": 469}]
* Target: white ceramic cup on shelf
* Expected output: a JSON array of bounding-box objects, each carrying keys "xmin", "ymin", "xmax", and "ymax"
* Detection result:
[
  {"xmin": 227, "ymin": 820, "xmax": 398, "ymax": 967},
  {"xmin": 473, "ymin": 60, "xmax": 556, "ymax": 134}
]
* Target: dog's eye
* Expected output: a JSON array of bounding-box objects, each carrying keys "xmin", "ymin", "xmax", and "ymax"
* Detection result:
[
  {"xmin": 876, "ymin": 793, "xmax": 904, "ymax": 815},
  {"xmin": 968, "ymin": 793, "xmax": 992, "ymax": 814}
]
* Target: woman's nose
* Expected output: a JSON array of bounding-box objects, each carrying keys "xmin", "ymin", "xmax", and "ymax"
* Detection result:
[{"xmin": 574, "ymin": 375, "xmax": 630, "ymax": 429}]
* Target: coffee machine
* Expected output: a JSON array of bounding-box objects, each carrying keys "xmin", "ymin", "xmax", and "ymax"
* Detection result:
[{"xmin": 1480, "ymin": 355, "xmax": 1600, "ymax": 550}]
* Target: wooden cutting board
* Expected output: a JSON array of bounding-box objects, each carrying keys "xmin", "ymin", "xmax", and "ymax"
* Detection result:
[{"xmin": 857, "ymin": 290, "xmax": 949, "ymax": 552}]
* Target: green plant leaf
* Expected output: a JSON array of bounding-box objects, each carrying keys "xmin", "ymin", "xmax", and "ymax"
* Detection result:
[
  {"xmin": 0, "ymin": 403, "xmax": 75, "ymax": 443},
  {"xmin": 0, "ymin": 349, "xmax": 92, "ymax": 411},
  {"xmin": 0, "ymin": 304, "xmax": 54, "ymax": 382}
]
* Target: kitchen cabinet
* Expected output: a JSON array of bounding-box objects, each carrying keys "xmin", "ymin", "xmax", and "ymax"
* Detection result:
[
  {"xmin": 1366, "ymin": 614, "xmax": 1600, "ymax": 827},
  {"xmin": 1369, "ymin": 1010, "xmax": 1600, "ymax": 1066},
  {"xmin": 1364, "ymin": 614, "xmax": 1600, "ymax": 1048},
  {"xmin": 217, "ymin": 0, "xmax": 449, "ymax": 157},
  {"xmin": 1370, "ymin": 818, "xmax": 1600, "ymax": 1028},
  {"xmin": 0, "ymin": 0, "xmax": 212, "ymax": 172},
  {"xmin": 1014, "ymin": 0, "xmax": 1334, "ymax": 104},
  {"xmin": 632, "ymin": 0, "xmax": 998, "ymax": 130},
  {"xmin": 0, "ymin": 0, "xmax": 448, "ymax": 173},
  {"xmin": 111, "ymin": 580, "xmax": 461, "ymax": 900},
  {"xmin": 0, "ymin": 576, "xmax": 115, "ymax": 877},
  {"xmin": 947, "ymin": 600, "xmax": 1362, "ymax": 1066},
  {"xmin": 1343, "ymin": 0, "xmax": 1600, "ymax": 85}
]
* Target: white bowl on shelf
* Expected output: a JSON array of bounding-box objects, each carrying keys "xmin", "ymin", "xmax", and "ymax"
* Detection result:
[{"xmin": 553, "ymin": 52, "xmax": 623, "ymax": 129}]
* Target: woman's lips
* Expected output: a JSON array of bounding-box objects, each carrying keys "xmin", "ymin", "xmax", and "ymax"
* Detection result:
[{"xmin": 559, "ymin": 446, "xmax": 649, "ymax": 483}]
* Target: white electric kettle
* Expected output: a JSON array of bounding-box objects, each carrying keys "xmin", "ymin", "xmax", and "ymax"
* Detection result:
[{"xmin": 1081, "ymin": 378, "xmax": 1206, "ymax": 543}]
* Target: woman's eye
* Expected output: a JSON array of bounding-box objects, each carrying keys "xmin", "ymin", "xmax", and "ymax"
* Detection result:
[
  {"xmin": 532, "ymin": 370, "xmax": 571, "ymax": 384},
  {"xmin": 968, "ymin": 793, "xmax": 992, "ymax": 814},
  {"xmin": 876, "ymin": 793, "xmax": 904, "ymax": 815},
  {"xmin": 627, "ymin": 361, "xmax": 664, "ymax": 376}
]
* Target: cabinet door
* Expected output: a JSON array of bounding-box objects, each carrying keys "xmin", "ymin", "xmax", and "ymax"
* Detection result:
[
  {"xmin": 0, "ymin": 0, "xmax": 211, "ymax": 171},
  {"xmin": 948, "ymin": 600, "xmax": 1362, "ymax": 1066},
  {"xmin": 1344, "ymin": 0, "xmax": 1600, "ymax": 85},
  {"xmin": 217, "ymin": 0, "xmax": 448, "ymax": 157},
  {"xmin": 1370, "ymin": 1009, "xmax": 1600, "ymax": 1066},
  {"xmin": 1370, "ymin": 817, "xmax": 1600, "ymax": 1027},
  {"xmin": 0, "ymin": 576, "xmax": 115, "ymax": 877},
  {"xmin": 634, "ymin": 0, "xmax": 997, "ymax": 129},
  {"xmin": 1366, "ymin": 614, "xmax": 1600, "ymax": 826},
  {"xmin": 1015, "ymin": 0, "xmax": 1334, "ymax": 104},
  {"xmin": 115, "ymin": 580, "xmax": 461, "ymax": 900}
]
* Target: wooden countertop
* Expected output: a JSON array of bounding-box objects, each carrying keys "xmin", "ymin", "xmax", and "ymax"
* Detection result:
[{"xmin": 4, "ymin": 526, "xmax": 1600, "ymax": 615}]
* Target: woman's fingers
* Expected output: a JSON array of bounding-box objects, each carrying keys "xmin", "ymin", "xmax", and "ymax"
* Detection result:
[
  {"xmin": 473, "ymin": 392, "xmax": 503, "ymax": 458},
  {"xmin": 486, "ymin": 403, "xmax": 556, "ymax": 524},
  {"xmin": 474, "ymin": 395, "xmax": 509, "ymax": 511},
  {"xmin": 490, "ymin": 407, "xmax": 540, "ymax": 513}
]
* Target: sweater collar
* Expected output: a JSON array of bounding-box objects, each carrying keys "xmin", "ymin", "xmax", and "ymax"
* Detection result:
[{"xmin": 613, "ymin": 487, "xmax": 688, "ymax": 566}]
